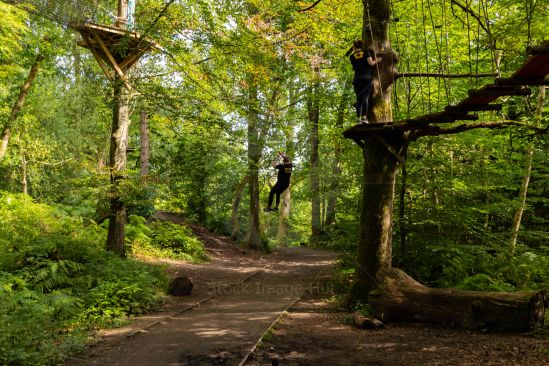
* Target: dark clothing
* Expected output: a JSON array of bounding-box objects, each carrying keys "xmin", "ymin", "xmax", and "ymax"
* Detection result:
[
  {"xmin": 350, "ymin": 49, "xmax": 374, "ymax": 82},
  {"xmin": 350, "ymin": 49, "xmax": 375, "ymax": 117},
  {"xmin": 275, "ymin": 163, "xmax": 293, "ymax": 184},
  {"xmin": 267, "ymin": 163, "xmax": 293, "ymax": 209},
  {"xmin": 353, "ymin": 80, "xmax": 373, "ymax": 117}
]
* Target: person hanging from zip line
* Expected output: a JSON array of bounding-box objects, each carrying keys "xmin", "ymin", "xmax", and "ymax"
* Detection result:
[
  {"xmin": 264, "ymin": 151, "xmax": 293, "ymax": 212},
  {"xmin": 350, "ymin": 39, "xmax": 382, "ymax": 124}
]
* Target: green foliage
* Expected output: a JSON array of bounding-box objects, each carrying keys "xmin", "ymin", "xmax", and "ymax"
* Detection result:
[
  {"xmin": 0, "ymin": 192, "xmax": 168, "ymax": 365},
  {"xmin": 126, "ymin": 215, "xmax": 209, "ymax": 262}
]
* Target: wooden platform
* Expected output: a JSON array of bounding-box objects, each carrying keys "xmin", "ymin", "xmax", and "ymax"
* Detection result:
[
  {"xmin": 344, "ymin": 41, "xmax": 549, "ymax": 142},
  {"xmin": 70, "ymin": 22, "xmax": 161, "ymax": 81}
]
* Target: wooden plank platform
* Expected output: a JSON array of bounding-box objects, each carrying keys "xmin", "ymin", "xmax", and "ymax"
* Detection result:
[{"xmin": 71, "ymin": 22, "xmax": 161, "ymax": 80}]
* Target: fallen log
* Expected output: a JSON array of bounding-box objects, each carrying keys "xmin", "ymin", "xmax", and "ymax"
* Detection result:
[{"xmin": 368, "ymin": 268, "xmax": 546, "ymax": 331}]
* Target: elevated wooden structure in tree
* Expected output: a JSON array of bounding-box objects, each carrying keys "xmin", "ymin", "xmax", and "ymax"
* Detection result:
[
  {"xmin": 344, "ymin": 41, "xmax": 549, "ymax": 145},
  {"xmin": 344, "ymin": 42, "xmax": 548, "ymax": 331},
  {"xmin": 1, "ymin": 0, "xmax": 160, "ymax": 255},
  {"xmin": 71, "ymin": 22, "xmax": 160, "ymax": 85}
]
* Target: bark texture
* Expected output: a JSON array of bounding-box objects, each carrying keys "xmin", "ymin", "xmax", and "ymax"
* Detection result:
[
  {"xmin": 243, "ymin": 83, "xmax": 263, "ymax": 250},
  {"xmin": 349, "ymin": 130, "xmax": 405, "ymax": 302},
  {"xmin": 139, "ymin": 110, "xmax": 150, "ymax": 177},
  {"xmin": 106, "ymin": 77, "xmax": 131, "ymax": 256},
  {"xmin": 369, "ymin": 268, "xmax": 547, "ymax": 331}
]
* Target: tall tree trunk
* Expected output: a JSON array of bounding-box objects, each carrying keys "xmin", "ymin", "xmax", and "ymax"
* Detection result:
[
  {"xmin": 278, "ymin": 83, "xmax": 297, "ymax": 245},
  {"xmin": 0, "ymin": 53, "xmax": 45, "ymax": 159},
  {"xmin": 325, "ymin": 81, "xmax": 350, "ymax": 226},
  {"xmin": 139, "ymin": 109, "xmax": 150, "ymax": 177},
  {"xmin": 106, "ymin": 76, "xmax": 131, "ymax": 256},
  {"xmin": 398, "ymin": 139, "xmax": 411, "ymax": 259},
  {"xmin": 509, "ymin": 86, "xmax": 545, "ymax": 250},
  {"xmin": 244, "ymin": 82, "xmax": 263, "ymax": 250},
  {"xmin": 231, "ymin": 174, "xmax": 249, "ymax": 241},
  {"xmin": 308, "ymin": 77, "xmax": 322, "ymax": 237},
  {"xmin": 349, "ymin": 131, "xmax": 405, "ymax": 302},
  {"xmin": 349, "ymin": 0, "xmax": 400, "ymax": 303}
]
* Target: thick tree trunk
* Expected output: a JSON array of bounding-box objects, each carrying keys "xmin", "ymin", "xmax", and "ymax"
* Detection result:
[
  {"xmin": 349, "ymin": 131, "xmax": 405, "ymax": 302},
  {"xmin": 231, "ymin": 174, "xmax": 248, "ymax": 241},
  {"xmin": 139, "ymin": 110, "xmax": 150, "ymax": 177},
  {"xmin": 509, "ymin": 86, "xmax": 545, "ymax": 250},
  {"xmin": 244, "ymin": 83, "xmax": 263, "ymax": 250},
  {"xmin": 308, "ymin": 79, "xmax": 321, "ymax": 237},
  {"xmin": 348, "ymin": 0, "xmax": 400, "ymax": 304},
  {"xmin": 106, "ymin": 76, "xmax": 131, "ymax": 256},
  {"xmin": 0, "ymin": 53, "xmax": 45, "ymax": 159},
  {"xmin": 369, "ymin": 268, "xmax": 547, "ymax": 331}
]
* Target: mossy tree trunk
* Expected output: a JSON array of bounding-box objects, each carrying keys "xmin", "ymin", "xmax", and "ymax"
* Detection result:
[
  {"xmin": 106, "ymin": 76, "xmax": 130, "ymax": 256},
  {"xmin": 348, "ymin": 0, "xmax": 401, "ymax": 303},
  {"xmin": 349, "ymin": 131, "xmax": 405, "ymax": 302}
]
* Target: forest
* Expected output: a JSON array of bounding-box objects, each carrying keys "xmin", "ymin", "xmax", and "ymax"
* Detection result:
[{"xmin": 0, "ymin": 0, "xmax": 548, "ymax": 365}]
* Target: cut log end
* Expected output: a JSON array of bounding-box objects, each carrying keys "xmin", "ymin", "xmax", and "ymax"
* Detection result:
[
  {"xmin": 352, "ymin": 311, "xmax": 384, "ymax": 330},
  {"xmin": 169, "ymin": 276, "xmax": 193, "ymax": 296}
]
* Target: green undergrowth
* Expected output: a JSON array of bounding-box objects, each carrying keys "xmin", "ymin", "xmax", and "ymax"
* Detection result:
[
  {"xmin": 0, "ymin": 192, "xmax": 169, "ymax": 365},
  {"xmin": 126, "ymin": 215, "xmax": 209, "ymax": 262}
]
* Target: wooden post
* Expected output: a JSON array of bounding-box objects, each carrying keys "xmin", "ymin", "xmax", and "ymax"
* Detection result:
[{"xmin": 116, "ymin": 0, "xmax": 128, "ymax": 29}]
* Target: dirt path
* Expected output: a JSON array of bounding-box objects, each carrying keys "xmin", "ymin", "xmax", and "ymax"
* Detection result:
[
  {"xmin": 65, "ymin": 216, "xmax": 548, "ymax": 366},
  {"xmin": 248, "ymin": 287, "xmax": 549, "ymax": 366},
  {"xmin": 66, "ymin": 241, "xmax": 335, "ymax": 366}
]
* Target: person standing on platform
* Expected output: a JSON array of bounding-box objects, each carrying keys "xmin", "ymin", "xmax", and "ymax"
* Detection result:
[
  {"xmin": 264, "ymin": 152, "xmax": 293, "ymax": 212},
  {"xmin": 349, "ymin": 39, "xmax": 382, "ymax": 124}
]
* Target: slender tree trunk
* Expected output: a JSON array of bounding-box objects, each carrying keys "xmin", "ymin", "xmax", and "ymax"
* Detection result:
[
  {"xmin": 244, "ymin": 82, "xmax": 263, "ymax": 250},
  {"xmin": 398, "ymin": 140, "xmax": 410, "ymax": 259},
  {"xmin": 325, "ymin": 82, "xmax": 350, "ymax": 226},
  {"xmin": 509, "ymin": 86, "xmax": 545, "ymax": 250},
  {"xmin": 21, "ymin": 152, "xmax": 28, "ymax": 195},
  {"xmin": 106, "ymin": 76, "xmax": 131, "ymax": 256},
  {"xmin": 231, "ymin": 174, "xmax": 249, "ymax": 241},
  {"xmin": 308, "ymin": 77, "xmax": 322, "ymax": 237},
  {"xmin": 0, "ymin": 53, "xmax": 45, "ymax": 159},
  {"xmin": 139, "ymin": 109, "xmax": 150, "ymax": 177},
  {"xmin": 278, "ymin": 84, "xmax": 297, "ymax": 245}
]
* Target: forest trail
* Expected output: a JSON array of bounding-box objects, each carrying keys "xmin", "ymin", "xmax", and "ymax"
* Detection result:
[{"xmin": 65, "ymin": 219, "xmax": 336, "ymax": 366}]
